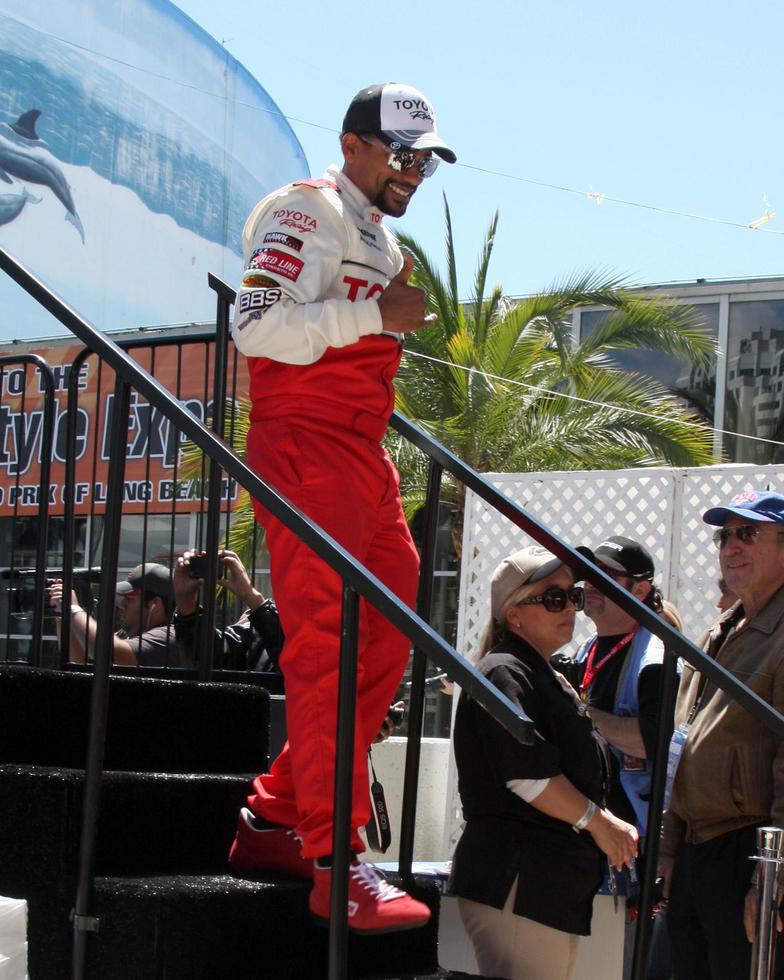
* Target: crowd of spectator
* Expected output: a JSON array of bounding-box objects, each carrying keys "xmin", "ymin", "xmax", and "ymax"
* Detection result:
[{"xmin": 43, "ymin": 486, "xmax": 784, "ymax": 980}]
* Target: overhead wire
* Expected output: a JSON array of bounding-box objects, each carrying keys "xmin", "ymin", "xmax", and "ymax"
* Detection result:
[
  {"xmin": 14, "ymin": 22, "xmax": 783, "ymax": 237},
  {"xmin": 12, "ymin": 21, "xmax": 784, "ymax": 450},
  {"xmin": 403, "ymin": 348, "xmax": 784, "ymax": 451}
]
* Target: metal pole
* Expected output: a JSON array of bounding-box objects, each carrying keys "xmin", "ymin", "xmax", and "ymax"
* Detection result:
[
  {"xmin": 328, "ymin": 584, "xmax": 360, "ymax": 980},
  {"xmin": 71, "ymin": 378, "xmax": 131, "ymax": 979},
  {"xmin": 398, "ymin": 459, "xmax": 443, "ymax": 879},
  {"xmin": 0, "ymin": 354, "xmax": 55, "ymax": 666},
  {"xmin": 9, "ymin": 356, "xmax": 55, "ymax": 666},
  {"xmin": 630, "ymin": 647, "xmax": 681, "ymax": 980},
  {"xmin": 61, "ymin": 349, "xmax": 91, "ymax": 667},
  {"xmin": 198, "ymin": 292, "xmax": 230, "ymax": 681},
  {"xmin": 750, "ymin": 826, "xmax": 784, "ymax": 980}
]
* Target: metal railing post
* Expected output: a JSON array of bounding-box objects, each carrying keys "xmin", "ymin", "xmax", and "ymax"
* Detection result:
[
  {"xmin": 61, "ymin": 349, "xmax": 92, "ymax": 667},
  {"xmin": 197, "ymin": 290, "xmax": 231, "ymax": 681},
  {"xmin": 630, "ymin": 647, "xmax": 681, "ymax": 980},
  {"xmin": 0, "ymin": 354, "xmax": 55, "ymax": 667},
  {"xmin": 328, "ymin": 583, "xmax": 361, "ymax": 980},
  {"xmin": 0, "ymin": 355, "xmax": 56, "ymax": 666},
  {"xmin": 71, "ymin": 377, "xmax": 131, "ymax": 980},
  {"xmin": 30, "ymin": 359, "xmax": 55, "ymax": 666},
  {"xmin": 750, "ymin": 826, "xmax": 784, "ymax": 980},
  {"xmin": 399, "ymin": 459, "xmax": 443, "ymax": 879}
]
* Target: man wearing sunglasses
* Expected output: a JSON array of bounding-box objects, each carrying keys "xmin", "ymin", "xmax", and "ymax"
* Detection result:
[
  {"xmin": 573, "ymin": 537, "xmax": 668, "ymax": 840},
  {"xmin": 660, "ymin": 490, "xmax": 784, "ymax": 980},
  {"xmin": 229, "ymin": 83, "xmax": 455, "ymax": 933}
]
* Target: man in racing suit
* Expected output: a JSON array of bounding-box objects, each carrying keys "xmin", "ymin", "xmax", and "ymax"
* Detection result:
[{"xmin": 228, "ymin": 82, "xmax": 456, "ymax": 933}]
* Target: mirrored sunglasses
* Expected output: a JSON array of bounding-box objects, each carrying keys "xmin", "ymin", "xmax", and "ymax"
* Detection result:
[
  {"xmin": 516, "ymin": 585, "xmax": 585, "ymax": 613},
  {"xmin": 359, "ymin": 135, "xmax": 439, "ymax": 179},
  {"xmin": 712, "ymin": 524, "xmax": 761, "ymax": 549}
]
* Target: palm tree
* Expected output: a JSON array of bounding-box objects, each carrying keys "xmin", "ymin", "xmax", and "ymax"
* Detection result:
[{"xmin": 387, "ymin": 196, "xmax": 717, "ymax": 547}]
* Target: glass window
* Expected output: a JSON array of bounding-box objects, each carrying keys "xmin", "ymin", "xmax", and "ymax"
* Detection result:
[
  {"xmin": 723, "ymin": 300, "xmax": 784, "ymax": 463},
  {"xmin": 580, "ymin": 303, "xmax": 719, "ymax": 425}
]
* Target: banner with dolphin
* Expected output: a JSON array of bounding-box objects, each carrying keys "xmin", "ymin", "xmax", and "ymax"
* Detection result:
[
  {"xmin": 0, "ymin": 109, "xmax": 84, "ymax": 241},
  {"xmin": 0, "ymin": 0, "xmax": 308, "ymax": 340}
]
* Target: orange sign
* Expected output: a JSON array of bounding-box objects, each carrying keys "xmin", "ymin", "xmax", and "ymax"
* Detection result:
[{"xmin": 0, "ymin": 340, "xmax": 250, "ymax": 516}]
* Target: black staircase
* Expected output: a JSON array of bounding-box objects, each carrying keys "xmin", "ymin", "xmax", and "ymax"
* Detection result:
[
  {"xmin": 1, "ymin": 247, "xmax": 782, "ymax": 980},
  {"xmin": 0, "ymin": 664, "xmax": 444, "ymax": 979}
]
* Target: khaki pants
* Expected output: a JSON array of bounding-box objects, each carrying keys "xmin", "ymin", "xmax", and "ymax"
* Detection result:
[{"xmin": 458, "ymin": 876, "xmax": 579, "ymax": 980}]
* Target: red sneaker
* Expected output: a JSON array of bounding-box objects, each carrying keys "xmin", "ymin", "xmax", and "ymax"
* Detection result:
[
  {"xmin": 309, "ymin": 861, "xmax": 431, "ymax": 934},
  {"xmin": 228, "ymin": 807, "xmax": 312, "ymax": 880}
]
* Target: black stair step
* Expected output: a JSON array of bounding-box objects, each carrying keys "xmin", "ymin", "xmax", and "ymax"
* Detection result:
[
  {"xmin": 86, "ymin": 873, "xmax": 440, "ymax": 980},
  {"xmin": 0, "ymin": 764, "xmax": 253, "ymax": 881},
  {"xmin": 0, "ymin": 664, "xmax": 269, "ymax": 774},
  {"xmin": 13, "ymin": 873, "xmax": 441, "ymax": 980}
]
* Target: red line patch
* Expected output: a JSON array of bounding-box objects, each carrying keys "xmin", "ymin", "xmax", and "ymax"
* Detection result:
[{"xmin": 248, "ymin": 248, "xmax": 304, "ymax": 282}]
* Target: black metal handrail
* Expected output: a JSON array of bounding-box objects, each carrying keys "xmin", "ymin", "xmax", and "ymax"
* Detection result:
[{"xmin": 0, "ymin": 353, "xmax": 56, "ymax": 667}]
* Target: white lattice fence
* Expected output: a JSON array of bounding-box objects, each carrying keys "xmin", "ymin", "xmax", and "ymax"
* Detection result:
[{"xmin": 441, "ymin": 463, "xmax": 784, "ymax": 856}]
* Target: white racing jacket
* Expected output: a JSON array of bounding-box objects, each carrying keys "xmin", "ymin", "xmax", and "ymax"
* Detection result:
[{"xmin": 232, "ymin": 165, "xmax": 405, "ymax": 441}]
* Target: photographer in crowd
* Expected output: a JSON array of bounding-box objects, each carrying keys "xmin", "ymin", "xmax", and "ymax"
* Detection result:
[
  {"xmin": 173, "ymin": 549, "xmax": 282, "ymax": 672},
  {"xmin": 48, "ymin": 562, "xmax": 176, "ymax": 666}
]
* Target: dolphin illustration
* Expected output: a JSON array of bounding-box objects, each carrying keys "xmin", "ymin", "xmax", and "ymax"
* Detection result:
[
  {"xmin": 0, "ymin": 187, "xmax": 41, "ymax": 226},
  {"xmin": 9, "ymin": 110, "xmax": 44, "ymax": 143},
  {"xmin": 0, "ymin": 111, "xmax": 85, "ymax": 243}
]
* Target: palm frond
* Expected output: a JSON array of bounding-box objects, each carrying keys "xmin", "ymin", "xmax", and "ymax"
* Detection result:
[{"xmin": 395, "ymin": 230, "xmax": 462, "ymax": 335}]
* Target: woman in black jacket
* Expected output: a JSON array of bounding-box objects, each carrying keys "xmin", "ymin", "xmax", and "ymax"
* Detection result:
[{"xmin": 450, "ymin": 545, "xmax": 638, "ymax": 980}]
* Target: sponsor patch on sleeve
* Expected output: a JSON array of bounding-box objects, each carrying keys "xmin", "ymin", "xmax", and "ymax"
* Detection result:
[
  {"xmin": 271, "ymin": 207, "xmax": 318, "ymax": 233},
  {"xmin": 248, "ymin": 248, "xmax": 304, "ymax": 282},
  {"xmin": 262, "ymin": 231, "xmax": 304, "ymax": 252},
  {"xmin": 242, "ymin": 271, "xmax": 279, "ymax": 288},
  {"xmin": 238, "ymin": 287, "xmax": 283, "ymax": 314}
]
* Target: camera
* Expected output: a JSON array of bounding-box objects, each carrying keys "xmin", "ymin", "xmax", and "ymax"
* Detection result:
[
  {"xmin": 188, "ymin": 554, "xmax": 224, "ymax": 580},
  {"xmin": 387, "ymin": 704, "xmax": 404, "ymax": 726}
]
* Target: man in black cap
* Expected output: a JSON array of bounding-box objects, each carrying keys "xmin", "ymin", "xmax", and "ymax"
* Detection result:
[
  {"xmin": 660, "ymin": 490, "xmax": 784, "ymax": 979},
  {"xmin": 573, "ymin": 537, "xmax": 668, "ymax": 838},
  {"xmin": 568, "ymin": 537, "xmax": 673, "ymax": 977},
  {"xmin": 49, "ymin": 562, "xmax": 175, "ymax": 666},
  {"xmin": 228, "ymin": 83, "xmax": 455, "ymax": 932}
]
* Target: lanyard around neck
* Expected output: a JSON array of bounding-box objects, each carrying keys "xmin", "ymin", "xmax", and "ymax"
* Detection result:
[{"xmin": 580, "ymin": 625, "xmax": 639, "ymax": 700}]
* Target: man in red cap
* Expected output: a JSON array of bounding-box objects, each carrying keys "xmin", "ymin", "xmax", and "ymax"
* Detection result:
[{"xmin": 229, "ymin": 82, "xmax": 455, "ymax": 932}]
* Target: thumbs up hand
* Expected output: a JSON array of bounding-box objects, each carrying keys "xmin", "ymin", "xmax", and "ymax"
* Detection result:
[{"xmin": 377, "ymin": 254, "xmax": 437, "ymax": 334}]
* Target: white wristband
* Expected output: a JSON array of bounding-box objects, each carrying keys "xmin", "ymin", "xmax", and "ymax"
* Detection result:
[
  {"xmin": 71, "ymin": 605, "xmax": 84, "ymax": 615},
  {"xmin": 572, "ymin": 799, "xmax": 597, "ymax": 834}
]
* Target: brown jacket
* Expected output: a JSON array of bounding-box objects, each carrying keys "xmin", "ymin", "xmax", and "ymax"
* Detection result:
[{"xmin": 661, "ymin": 585, "xmax": 784, "ymax": 856}]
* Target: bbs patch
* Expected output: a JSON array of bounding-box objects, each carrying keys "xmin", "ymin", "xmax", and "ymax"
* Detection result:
[{"xmin": 239, "ymin": 287, "xmax": 282, "ymax": 313}]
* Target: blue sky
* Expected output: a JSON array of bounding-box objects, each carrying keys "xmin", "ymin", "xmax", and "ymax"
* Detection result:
[{"xmin": 173, "ymin": 0, "xmax": 784, "ymax": 300}]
